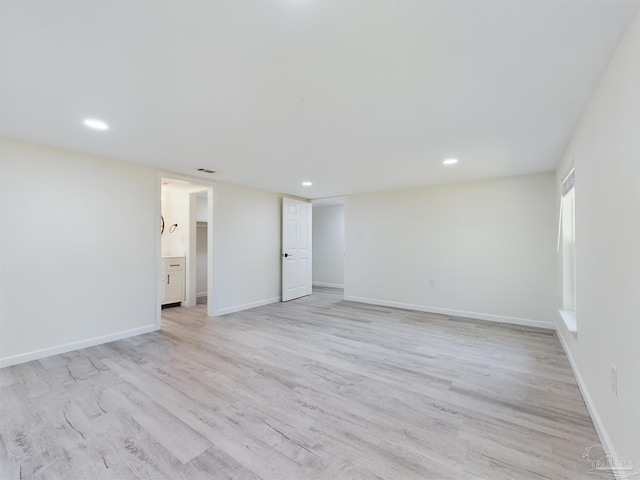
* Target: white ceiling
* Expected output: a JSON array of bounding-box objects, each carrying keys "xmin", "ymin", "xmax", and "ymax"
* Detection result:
[{"xmin": 0, "ymin": 1, "xmax": 637, "ymax": 199}]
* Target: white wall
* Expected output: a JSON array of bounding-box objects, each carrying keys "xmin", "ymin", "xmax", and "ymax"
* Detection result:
[
  {"xmin": 161, "ymin": 189, "xmax": 189, "ymax": 257},
  {"xmin": 555, "ymin": 8, "xmax": 640, "ymax": 466},
  {"xmin": 312, "ymin": 205, "xmax": 345, "ymax": 288},
  {"xmin": 195, "ymin": 194, "xmax": 208, "ymax": 223},
  {"xmin": 214, "ymin": 183, "xmax": 282, "ymax": 314},
  {"xmin": 345, "ymin": 173, "xmax": 556, "ymax": 326},
  {"xmin": 0, "ymin": 138, "xmax": 159, "ymax": 366}
]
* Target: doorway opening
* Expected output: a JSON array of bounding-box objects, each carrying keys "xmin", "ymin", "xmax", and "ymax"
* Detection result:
[
  {"xmin": 311, "ymin": 197, "xmax": 346, "ymax": 298},
  {"xmin": 159, "ymin": 176, "xmax": 215, "ymax": 323},
  {"xmin": 196, "ymin": 214, "xmax": 208, "ymax": 305}
]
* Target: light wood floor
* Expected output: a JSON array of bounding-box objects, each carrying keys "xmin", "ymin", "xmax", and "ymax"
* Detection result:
[{"xmin": 1, "ymin": 288, "xmax": 601, "ymax": 479}]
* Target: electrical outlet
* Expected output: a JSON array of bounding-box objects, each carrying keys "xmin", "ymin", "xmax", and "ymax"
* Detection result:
[{"xmin": 611, "ymin": 365, "xmax": 618, "ymax": 395}]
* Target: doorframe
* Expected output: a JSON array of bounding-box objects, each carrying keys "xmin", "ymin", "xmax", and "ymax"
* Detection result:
[{"xmin": 156, "ymin": 172, "xmax": 218, "ymax": 327}]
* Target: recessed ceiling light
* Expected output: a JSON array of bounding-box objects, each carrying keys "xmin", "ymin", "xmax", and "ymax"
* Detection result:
[
  {"xmin": 302, "ymin": 181, "xmax": 313, "ymax": 187},
  {"xmin": 83, "ymin": 118, "xmax": 109, "ymax": 131},
  {"xmin": 443, "ymin": 158, "xmax": 458, "ymax": 166}
]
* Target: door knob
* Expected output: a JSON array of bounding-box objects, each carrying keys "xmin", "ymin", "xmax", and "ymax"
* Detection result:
[{"xmin": 283, "ymin": 253, "xmax": 292, "ymax": 258}]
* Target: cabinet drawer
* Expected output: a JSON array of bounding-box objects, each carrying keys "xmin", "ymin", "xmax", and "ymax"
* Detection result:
[{"xmin": 163, "ymin": 257, "xmax": 185, "ymax": 271}]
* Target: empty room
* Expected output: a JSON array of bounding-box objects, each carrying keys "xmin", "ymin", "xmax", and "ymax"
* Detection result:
[{"xmin": 1, "ymin": 1, "xmax": 639, "ymax": 479}]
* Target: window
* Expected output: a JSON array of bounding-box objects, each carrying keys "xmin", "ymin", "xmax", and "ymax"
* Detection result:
[{"xmin": 558, "ymin": 168, "xmax": 576, "ymax": 331}]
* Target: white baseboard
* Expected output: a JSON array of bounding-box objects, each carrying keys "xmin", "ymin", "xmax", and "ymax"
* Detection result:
[
  {"xmin": 0, "ymin": 324, "xmax": 159, "ymax": 369},
  {"xmin": 343, "ymin": 295, "xmax": 556, "ymax": 330},
  {"xmin": 216, "ymin": 296, "xmax": 281, "ymax": 316},
  {"xmin": 196, "ymin": 292, "xmax": 207, "ymax": 298},
  {"xmin": 312, "ymin": 282, "xmax": 344, "ymax": 289},
  {"xmin": 555, "ymin": 328, "xmax": 621, "ymax": 478}
]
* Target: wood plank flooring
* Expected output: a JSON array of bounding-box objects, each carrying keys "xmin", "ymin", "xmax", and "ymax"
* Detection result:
[{"xmin": 1, "ymin": 287, "xmax": 602, "ymax": 479}]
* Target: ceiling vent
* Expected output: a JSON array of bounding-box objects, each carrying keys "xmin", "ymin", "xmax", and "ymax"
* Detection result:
[{"xmin": 197, "ymin": 168, "xmax": 216, "ymax": 174}]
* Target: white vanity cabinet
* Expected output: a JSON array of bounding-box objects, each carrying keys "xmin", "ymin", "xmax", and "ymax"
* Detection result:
[{"xmin": 162, "ymin": 256, "xmax": 185, "ymax": 305}]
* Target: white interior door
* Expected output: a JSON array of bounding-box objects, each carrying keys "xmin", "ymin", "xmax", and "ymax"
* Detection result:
[{"xmin": 282, "ymin": 198, "xmax": 312, "ymax": 301}]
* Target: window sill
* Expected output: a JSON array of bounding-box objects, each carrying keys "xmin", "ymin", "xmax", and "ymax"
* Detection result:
[{"xmin": 558, "ymin": 310, "xmax": 577, "ymax": 334}]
